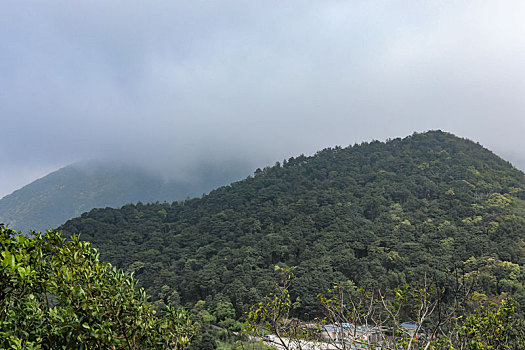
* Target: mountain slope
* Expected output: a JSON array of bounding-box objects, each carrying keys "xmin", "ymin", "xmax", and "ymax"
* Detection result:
[
  {"xmin": 0, "ymin": 161, "xmax": 250, "ymax": 232},
  {"xmin": 60, "ymin": 131, "xmax": 525, "ymax": 316}
]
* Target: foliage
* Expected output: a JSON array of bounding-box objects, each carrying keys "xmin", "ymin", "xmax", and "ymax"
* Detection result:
[
  {"xmin": 217, "ymin": 339, "xmax": 274, "ymax": 350},
  {"xmin": 59, "ymin": 131, "xmax": 525, "ymax": 318},
  {"xmin": 0, "ymin": 161, "xmax": 248, "ymax": 233},
  {"xmin": 446, "ymin": 298, "xmax": 525, "ymax": 349},
  {"xmin": 188, "ymin": 332, "xmax": 217, "ymax": 350},
  {"xmin": 245, "ymin": 267, "xmax": 315, "ymax": 349},
  {"xmin": 245, "ymin": 269, "xmax": 525, "ymax": 350},
  {"xmin": 0, "ymin": 224, "xmax": 195, "ymax": 349}
]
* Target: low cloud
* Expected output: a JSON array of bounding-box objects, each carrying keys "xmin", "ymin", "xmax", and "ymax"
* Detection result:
[{"xmin": 1, "ymin": 1, "xmax": 524, "ymax": 197}]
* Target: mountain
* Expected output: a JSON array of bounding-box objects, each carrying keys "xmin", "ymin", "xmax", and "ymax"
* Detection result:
[
  {"xmin": 0, "ymin": 160, "xmax": 251, "ymax": 232},
  {"xmin": 59, "ymin": 131, "xmax": 525, "ymax": 317}
]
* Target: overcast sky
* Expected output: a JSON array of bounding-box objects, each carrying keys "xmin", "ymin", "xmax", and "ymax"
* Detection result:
[{"xmin": 1, "ymin": 1, "xmax": 524, "ymax": 198}]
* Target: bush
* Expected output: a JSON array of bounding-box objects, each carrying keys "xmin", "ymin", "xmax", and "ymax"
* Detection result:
[{"xmin": 0, "ymin": 225, "xmax": 195, "ymax": 349}]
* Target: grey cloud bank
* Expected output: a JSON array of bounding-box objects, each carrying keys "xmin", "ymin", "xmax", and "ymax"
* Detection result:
[{"xmin": 1, "ymin": 1, "xmax": 524, "ymax": 198}]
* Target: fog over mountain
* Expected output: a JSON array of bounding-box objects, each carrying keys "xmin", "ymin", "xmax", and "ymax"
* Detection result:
[
  {"xmin": 1, "ymin": 1, "xmax": 524, "ymax": 198},
  {"xmin": 0, "ymin": 159, "xmax": 253, "ymax": 232}
]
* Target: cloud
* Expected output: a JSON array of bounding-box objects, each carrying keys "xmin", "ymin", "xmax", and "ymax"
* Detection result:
[{"xmin": 1, "ymin": 0, "xmax": 524, "ymax": 197}]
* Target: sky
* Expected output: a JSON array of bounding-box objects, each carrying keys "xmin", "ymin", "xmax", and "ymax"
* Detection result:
[{"xmin": 1, "ymin": 1, "xmax": 524, "ymax": 198}]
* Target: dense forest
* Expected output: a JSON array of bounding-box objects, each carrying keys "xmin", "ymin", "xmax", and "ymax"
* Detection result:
[
  {"xmin": 0, "ymin": 224, "xmax": 196, "ymax": 349},
  {"xmin": 60, "ymin": 131, "xmax": 525, "ymax": 321}
]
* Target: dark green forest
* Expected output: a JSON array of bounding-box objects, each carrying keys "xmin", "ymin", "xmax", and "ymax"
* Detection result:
[{"xmin": 60, "ymin": 131, "xmax": 525, "ymax": 321}]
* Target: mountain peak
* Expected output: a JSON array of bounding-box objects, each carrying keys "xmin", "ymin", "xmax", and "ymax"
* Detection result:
[{"xmin": 59, "ymin": 131, "xmax": 525, "ymax": 316}]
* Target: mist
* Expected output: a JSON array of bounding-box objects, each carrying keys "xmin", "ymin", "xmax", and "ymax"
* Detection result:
[{"xmin": 1, "ymin": 1, "xmax": 524, "ymax": 198}]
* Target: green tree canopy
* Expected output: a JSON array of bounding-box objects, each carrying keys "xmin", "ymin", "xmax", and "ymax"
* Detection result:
[
  {"xmin": 60, "ymin": 131, "xmax": 525, "ymax": 318},
  {"xmin": 0, "ymin": 224, "xmax": 195, "ymax": 349}
]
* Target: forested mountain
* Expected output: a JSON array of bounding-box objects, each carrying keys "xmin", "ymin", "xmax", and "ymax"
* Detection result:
[
  {"xmin": 0, "ymin": 160, "xmax": 250, "ymax": 232},
  {"xmin": 60, "ymin": 131, "xmax": 525, "ymax": 319}
]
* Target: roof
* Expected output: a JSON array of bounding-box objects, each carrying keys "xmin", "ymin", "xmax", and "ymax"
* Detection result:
[
  {"xmin": 401, "ymin": 322, "xmax": 418, "ymax": 330},
  {"xmin": 323, "ymin": 324, "xmax": 382, "ymax": 334}
]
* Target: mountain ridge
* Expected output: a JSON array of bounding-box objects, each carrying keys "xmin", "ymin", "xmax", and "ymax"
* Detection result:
[
  {"xmin": 0, "ymin": 160, "xmax": 251, "ymax": 232},
  {"xmin": 58, "ymin": 130, "xmax": 525, "ymax": 317}
]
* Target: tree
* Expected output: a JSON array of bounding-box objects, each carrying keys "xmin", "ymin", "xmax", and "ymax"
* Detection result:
[
  {"xmin": 447, "ymin": 298, "xmax": 525, "ymax": 350},
  {"xmin": 0, "ymin": 224, "xmax": 195, "ymax": 349},
  {"xmin": 245, "ymin": 267, "xmax": 316, "ymax": 350},
  {"xmin": 245, "ymin": 267, "xmax": 524, "ymax": 349},
  {"xmin": 188, "ymin": 332, "xmax": 217, "ymax": 350},
  {"xmin": 58, "ymin": 131, "xmax": 525, "ymax": 319}
]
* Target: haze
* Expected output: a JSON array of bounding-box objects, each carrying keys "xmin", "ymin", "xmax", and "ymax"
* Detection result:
[{"xmin": 1, "ymin": 1, "xmax": 524, "ymax": 198}]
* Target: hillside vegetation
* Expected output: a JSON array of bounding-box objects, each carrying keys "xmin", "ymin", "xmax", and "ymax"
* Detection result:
[
  {"xmin": 60, "ymin": 131, "xmax": 525, "ymax": 319},
  {"xmin": 0, "ymin": 224, "xmax": 195, "ymax": 349},
  {"xmin": 0, "ymin": 161, "xmax": 250, "ymax": 232}
]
